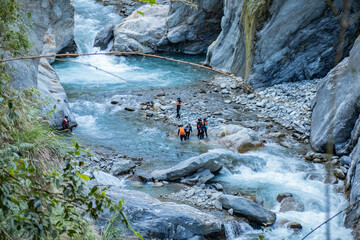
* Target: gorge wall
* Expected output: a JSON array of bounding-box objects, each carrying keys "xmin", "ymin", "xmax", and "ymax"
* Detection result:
[
  {"xmin": 206, "ymin": 0, "xmax": 360, "ymax": 88},
  {"xmin": 5, "ymin": 0, "xmax": 77, "ymax": 127}
]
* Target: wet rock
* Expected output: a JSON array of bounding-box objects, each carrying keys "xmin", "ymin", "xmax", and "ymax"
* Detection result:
[
  {"xmin": 111, "ymin": 159, "xmax": 136, "ymax": 175},
  {"xmin": 334, "ymin": 168, "xmax": 346, "ymax": 180},
  {"xmin": 219, "ymin": 195, "xmax": 276, "ymax": 226},
  {"xmin": 151, "ymin": 152, "xmax": 222, "ymax": 181},
  {"xmin": 287, "ymin": 222, "xmax": 303, "ymax": 230},
  {"xmin": 279, "ymin": 197, "xmax": 304, "ymax": 212},
  {"xmin": 276, "ymin": 193, "xmax": 293, "ymax": 203},
  {"xmin": 214, "ymin": 200, "xmax": 222, "ymax": 210},
  {"xmin": 217, "ymin": 127, "xmax": 264, "ymax": 153},
  {"xmin": 103, "ymin": 189, "xmax": 224, "ymax": 239},
  {"xmin": 210, "ymin": 124, "xmax": 243, "ymax": 137},
  {"xmin": 124, "ymin": 107, "xmax": 135, "ymax": 111},
  {"xmin": 90, "ymin": 171, "xmax": 123, "ymax": 187},
  {"xmin": 224, "ymin": 100, "xmax": 232, "ymax": 104},
  {"xmin": 93, "ymin": 24, "xmax": 114, "ymax": 50},
  {"xmin": 228, "ymin": 208, "xmax": 234, "ymax": 215},
  {"xmin": 180, "ymin": 169, "xmax": 214, "ymax": 186},
  {"xmin": 111, "ymin": 100, "xmax": 119, "ymax": 104},
  {"xmin": 340, "ymin": 156, "xmax": 352, "ymax": 166}
]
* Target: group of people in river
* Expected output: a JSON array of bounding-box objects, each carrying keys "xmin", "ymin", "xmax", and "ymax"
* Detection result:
[
  {"xmin": 178, "ymin": 118, "xmax": 208, "ymax": 142},
  {"xmin": 176, "ymin": 98, "xmax": 209, "ymax": 142}
]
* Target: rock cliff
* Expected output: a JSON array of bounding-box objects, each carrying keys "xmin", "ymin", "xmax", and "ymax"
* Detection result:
[
  {"xmin": 205, "ymin": 0, "xmax": 360, "ymax": 88},
  {"xmin": 310, "ymin": 35, "xmax": 360, "ymax": 236},
  {"xmin": 5, "ymin": 0, "xmax": 77, "ymax": 128}
]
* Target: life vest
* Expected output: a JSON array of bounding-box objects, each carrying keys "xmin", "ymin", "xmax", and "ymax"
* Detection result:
[
  {"xmin": 179, "ymin": 127, "xmax": 185, "ymax": 135},
  {"xmin": 197, "ymin": 121, "xmax": 201, "ymax": 129},
  {"xmin": 204, "ymin": 121, "xmax": 208, "ymax": 129}
]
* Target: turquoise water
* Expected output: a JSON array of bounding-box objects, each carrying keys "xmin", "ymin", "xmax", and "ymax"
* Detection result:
[{"xmin": 53, "ymin": 0, "xmax": 353, "ymax": 239}]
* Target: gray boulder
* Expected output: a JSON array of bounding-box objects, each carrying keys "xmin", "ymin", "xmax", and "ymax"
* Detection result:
[
  {"xmin": 112, "ymin": 0, "xmax": 222, "ymax": 54},
  {"xmin": 205, "ymin": 0, "xmax": 360, "ymax": 88},
  {"xmin": 180, "ymin": 169, "xmax": 215, "ymax": 186},
  {"xmin": 103, "ymin": 189, "xmax": 224, "ymax": 239},
  {"xmin": 216, "ymin": 127, "xmax": 264, "ymax": 153},
  {"xmin": 311, "ymin": 36, "xmax": 360, "ymax": 155},
  {"xmin": 112, "ymin": 5, "xmax": 169, "ymax": 53},
  {"xmin": 279, "ymin": 197, "xmax": 304, "ymax": 212},
  {"xmin": 91, "ymin": 171, "xmax": 123, "ymax": 187},
  {"xmin": 151, "ymin": 152, "xmax": 222, "ymax": 181},
  {"xmin": 219, "ymin": 195, "xmax": 276, "ymax": 226},
  {"xmin": 111, "ymin": 159, "xmax": 136, "ymax": 175},
  {"xmin": 93, "ymin": 24, "xmax": 115, "ymax": 50}
]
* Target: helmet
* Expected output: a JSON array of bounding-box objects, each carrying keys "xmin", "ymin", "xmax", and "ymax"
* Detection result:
[{"xmin": 65, "ymin": 116, "xmax": 68, "ymax": 119}]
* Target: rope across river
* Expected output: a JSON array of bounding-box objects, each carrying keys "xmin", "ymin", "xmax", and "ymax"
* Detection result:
[{"xmin": 0, "ymin": 52, "xmax": 292, "ymax": 105}]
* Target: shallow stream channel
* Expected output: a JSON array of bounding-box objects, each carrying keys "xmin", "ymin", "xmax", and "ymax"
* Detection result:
[{"xmin": 53, "ymin": 0, "xmax": 352, "ymax": 239}]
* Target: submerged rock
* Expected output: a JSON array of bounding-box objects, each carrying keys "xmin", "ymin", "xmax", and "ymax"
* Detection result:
[
  {"xmin": 103, "ymin": 189, "xmax": 224, "ymax": 239},
  {"xmin": 151, "ymin": 152, "xmax": 222, "ymax": 181},
  {"xmin": 287, "ymin": 222, "xmax": 303, "ymax": 230},
  {"xmin": 276, "ymin": 193, "xmax": 293, "ymax": 203},
  {"xmin": 279, "ymin": 197, "xmax": 304, "ymax": 212},
  {"xmin": 219, "ymin": 195, "xmax": 276, "ymax": 226}
]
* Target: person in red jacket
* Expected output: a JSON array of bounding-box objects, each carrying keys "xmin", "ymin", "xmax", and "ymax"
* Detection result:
[{"xmin": 62, "ymin": 116, "xmax": 71, "ymax": 132}]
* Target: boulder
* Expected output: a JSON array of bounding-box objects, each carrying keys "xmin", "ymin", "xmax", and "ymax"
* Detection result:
[
  {"xmin": 112, "ymin": 5, "xmax": 169, "ymax": 53},
  {"xmin": 112, "ymin": 0, "xmax": 222, "ymax": 54},
  {"xmin": 219, "ymin": 195, "xmax": 276, "ymax": 226},
  {"xmin": 205, "ymin": 0, "xmax": 360, "ymax": 88},
  {"xmin": 151, "ymin": 152, "xmax": 222, "ymax": 181},
  {"xmin": 124, "ymin": 107, "xmax": 135, "ymax": 111},
  {"xmin": 209, "ymin": 124, "xmax": 244, "ymax": 137},
  {"xmin": 217, "ymin": 127, "xmax": 264, "ymax": 153},
  {"xmin": 180, "ymin": 169, "xmax": 215, "ymax": 186},
  {"xmin": 333, "ymin": 168, "xmax": 346, "ymax": 180},
  {"xmin": 279, "ymin": 197, "xmax": 304, "ymax": 212},
  {"xmin": 276, "ymin": 193, "xmax": 293, "ymax": 203},
  {"xmin": 111, "ymin": 159, "xmax": 136, "ymax": 176},
  {"xmin": 102, "ymin": 189, "xmax": 224, "ymax": 239},
  {"xmin": 287, "ymin": 222, "xmax": 303, "ymax": 230},
  {"xmin": 93, "ymin": 24, "xmax": 115, "ymax": 50},
  {"xmin": 340, "ymin": 156, "xmax": 352, "ymax": 166},
  {"xmin": 91, "ymin": 171, "xmax": 123, "ymax": 187},
  {"xmin": 311, "ymin": 36, "xmax": 360, "ymax": 155}
]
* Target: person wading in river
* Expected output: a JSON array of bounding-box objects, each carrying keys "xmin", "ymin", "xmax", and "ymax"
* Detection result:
[
  {"xmin": 200, "ymin": 121, "xmax": 206, "ymax": 139},
  {"xmin": 185, "ymin": 123, "xmax": 192, "ymax": 140},
  {"xmin": 176, "ymin": 98, "xmax": 182, "ymax": 119},
  {"xmin": 203, "ymin": 118, "xmax": 208, "ymax": 138},
  {"xmin": 178, "ymin": 125, "xmax": 186, "ymax": 141},
  {"xmin": 196, "ymin": 118, "xmax": 202, "ymax": 138}
]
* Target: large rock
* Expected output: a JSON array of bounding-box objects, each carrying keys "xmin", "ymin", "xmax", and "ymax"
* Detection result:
[
  {"xmin": 279, "ymin": 197, "xmax": 304, "ymax": 212},
  {"xmin": 112, "ymin": 0, "xmax": 222, "ymax": 54},
  {"xmin": 205, "ymin": 0, "xmax": 360, "ymax": 88},
  {"xmin": 112, "ymin": 5, "xmax": 169, "ymax": 53},
  {"xmin": 311, "ymin": 36, "xmax": 360, "ymax": 155},
  {"xmin": 216, "ymin": 127, "xmax": 264, "ymax": 153},
  {"xmin": 209, "ymin": 124, "xmax": 244, "ymax": 137},
  {"xmin": 37, "ymin": 58, "xmax": 77, "ymax": 128},
  {"xmin": 93, "ymin": 24, "xmax": 115, "ymax": 50},
  {"xmin": 91, "ymin": 171, "xmax": 123, "ymax": 187},
  {"xmin": 103, "ymin": 189, "xmax": 224, "ymax": 239},
  {"xmin": 345, "ymin": 139, "xmax": 360, "ymax": 238},
  {"xmin": 151, "ymin": 152, "xmax": 222, "ymax": 181},
  {"xmin": 219, "ymin": 195, "xmax": 276, "ymax": 226},
  {"xmin": 111, "ymin": 159, "xmax": 136, "ymax": 175},
  {"xmin": 180, "ymin": 169, "xmax": 215, "ymax": 186}
]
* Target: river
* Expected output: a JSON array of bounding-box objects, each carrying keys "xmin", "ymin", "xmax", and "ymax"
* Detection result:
[{"xmin": 52, "ymin": 0, "xmax": 353, "ymax": 239}]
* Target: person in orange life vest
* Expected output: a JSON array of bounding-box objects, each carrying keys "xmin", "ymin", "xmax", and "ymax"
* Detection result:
[
  {"xmin": 62, "ymin": 116, "xmax": 70, "ymax": 131},
  {"xmin": 196, "ymin": 118, "xmax": 202, "ymax": 138},
  {"xmin": 178, "ymin": 125, "xmax": 186, "ymax": 141},
  {"xmin": 176, "ymin": 98, "xmax": 182, "ymax": 119},
  {"xmin": 203, "ymin": 118, "xmax": 208, "ymax": 138}
]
